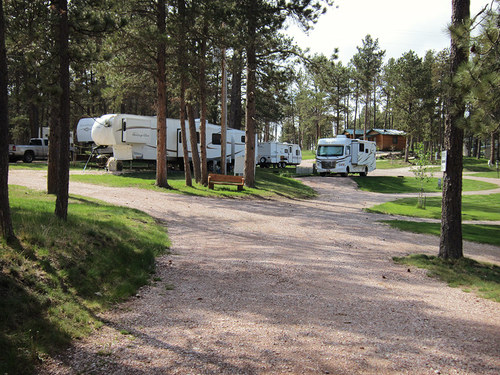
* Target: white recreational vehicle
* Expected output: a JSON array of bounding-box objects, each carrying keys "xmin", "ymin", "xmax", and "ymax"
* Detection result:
[
  {"xmin": 257, "ymin": 141, "xmax": 302, "ymax": 168},
  {"xmin": 91, "ymin": 113, "xmax": 248, "ymax": 170},
  {"xmin": 76, "ymin": 118, "xmax": 95, "ymax": 143},
  {"xmin": 316, "ymin": 135, "xmax": 376, "ymax": 176}
]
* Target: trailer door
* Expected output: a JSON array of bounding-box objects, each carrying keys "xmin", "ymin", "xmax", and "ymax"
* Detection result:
[{"xmin": 351, "ymin": 141, "xmax": 359, "ymax": 165}]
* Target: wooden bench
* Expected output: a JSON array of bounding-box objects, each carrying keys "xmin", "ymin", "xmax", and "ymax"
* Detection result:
[{"xmin": 208, "ymin": 173, "xmax": 244, "ymax": 191}]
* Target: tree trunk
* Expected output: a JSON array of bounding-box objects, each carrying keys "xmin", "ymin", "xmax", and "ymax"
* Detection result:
[
  {"xmin": 187, "ymin": 100, "xmax": 201, "ymax": 183},
  {"xmin": 439, "ymin": 0, "xmax": 470, "ymax": 260},
  {"xmin": 199, "ymin": 22, "xmax": 208, "ymax": 186},
  {"xmin": 244, "ymin": 1, "xmax": 257, "ymax": 188},
  {"xmin": 54, "ymin": 0, "xmax": 70, "ymax": 221},
  {"xmin": 489, "ymin": 131, "xmax": 495, "ymax": 165},
  {"xmin": 220, "ymin": 48, "xmax": 227, "ymax": 174},
  {"xmin": 155, "ymin": 0, "xmax": 170, "ymax": 188},
  {"xmin": 229, "ymin": 50, "xmax": 243, "ymax": 130},
  {"xmin": 178, "ymin": 0, "xmax": 191, "ymax": 186},
  {"xmin": 0, "ymin": 0, "xmax": 14, "ymax": 240},
  {"xmin": 363, "ymin": 92, "xmax": 369, "ymax": 140},
  {"xmin": 353, "ymin": 82, "xmax": 359, "ymax": 138}
]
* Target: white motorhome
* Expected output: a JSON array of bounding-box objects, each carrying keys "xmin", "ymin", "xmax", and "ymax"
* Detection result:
[
  {"xmin": 258, "ymin": 141, "xmax": 302, "ymax": 168},
  {"xmin": 316, "ymin": 135, "xmax": 376, "ymax": 176},
  {"xmin": 91, "ymin": 113, "xmax": 248, "ymax": 170}
]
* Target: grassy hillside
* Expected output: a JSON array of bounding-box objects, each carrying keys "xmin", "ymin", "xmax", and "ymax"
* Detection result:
[{"xmin": 0, "ymin": 186, "xmax": 169, "ymax": 374}]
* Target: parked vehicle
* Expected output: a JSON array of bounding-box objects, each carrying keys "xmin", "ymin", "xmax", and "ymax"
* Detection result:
[
  {"xmin": 316, "ymin": 135, "xmax": 376, "ymax": 176},
  {"xmin": 76, "ymin": 118, "xmax": 95, "ymax": 143},
  {"xmin": 9, "ymin": 138, "xmax": 49, "ymax": 163},
  {"xmin": 91, "ymin": 114, "xmax": 253, "ymax": 171},
  {"xmin": 258, "ymin": 141, "xmax": 302, "ymax": 168}
]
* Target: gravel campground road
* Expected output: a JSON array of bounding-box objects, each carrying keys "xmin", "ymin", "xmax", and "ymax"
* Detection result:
[{"xmin": 8, "ymin": 169, "xmax": 500, "ymax": 375}]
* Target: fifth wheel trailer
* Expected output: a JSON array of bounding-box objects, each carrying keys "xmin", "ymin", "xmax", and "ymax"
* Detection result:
[
  {"xmin": 91, "ymin": 113, "xmax": 250, "ymax": 170},
  {"xmin": 316, "ymin": 135, "xmax": 376, "ymax": 176}
]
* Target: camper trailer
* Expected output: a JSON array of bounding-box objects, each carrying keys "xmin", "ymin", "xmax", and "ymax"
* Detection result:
[
  {"xmin": 316, "ymin": 135, "xmax": 376, "ymax": 176},
  {"xmin": 76, "ymin": 118, "xmax": 95, "ymax": 143},
  {"xmin": 258, "ymin": 141, "xmax": 302, "ymax": 168},
  {"xmin": 91, "ymin": 114, "xmax": 248, "ymax": 170}
]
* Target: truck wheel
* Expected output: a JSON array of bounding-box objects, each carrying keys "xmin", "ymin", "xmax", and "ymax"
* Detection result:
[
  {"xmin": 359, "ymin": 167, "xmax": 368, "ymax": 177},
  {"xmin": 341, "ymin": 167, "xmax": 349, "ymax": 177},
  {"xmin": 259, "ymin": 157, "xmax": 267, "ymax": 165},
  {"xmin": 23, "ymin": 151, "xmax": 34, "ymax": 163}
]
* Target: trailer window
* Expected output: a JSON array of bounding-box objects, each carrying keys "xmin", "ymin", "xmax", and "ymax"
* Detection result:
[
  {"xmin": 212, "ymin": 133, "xmax": 221, "ymax": 145},
  {"xmin": 44, "ymin": 139, "xmax": 49, "ymax": 146},
  {"xmin": 359, "ymin": 143, "xmax": 365, "ymax": 152},
  {"xmin": 317, "ymin": 145, "xmax": 344, "ymax": 157},
  {"xmin": 296, "ymin": 149, "xmax": 300, "ymax": 156},
  {"xmin": 241, "ymin": 136, "xmax": 245, "ymax": 142}
]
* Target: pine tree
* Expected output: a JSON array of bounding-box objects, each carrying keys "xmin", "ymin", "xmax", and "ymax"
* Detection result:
[{"xmin": 439, "ymin": 0, "xmax": 470, "ymax": 260}]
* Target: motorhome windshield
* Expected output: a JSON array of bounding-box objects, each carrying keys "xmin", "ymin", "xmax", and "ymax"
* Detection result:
[{"xmin": 317, "ymin": 145, "xmax": 344, "ymax": 157}]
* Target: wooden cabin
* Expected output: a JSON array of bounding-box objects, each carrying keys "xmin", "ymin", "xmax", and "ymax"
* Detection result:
[{"xmin": 344, "ymin": 129, "xmax": 406, "ymax": 151}]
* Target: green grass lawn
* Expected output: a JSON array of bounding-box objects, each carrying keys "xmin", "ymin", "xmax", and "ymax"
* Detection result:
[
  {"xmin": 301, "ymin": 150, "xmax": 316, "ymax": 160},
  {"xmin": 470, "ymin": 171, "xmax": 500, "ymax": 179},
  {"xmin": 384, "ymin": 220, "xmax": 500, "ymax": 246},
  {"xmin": 463, "ymin": 157, "xmax": 495, "ymax": 172},
  {"xmin": 393, "ymin": 254, "xmax": 500, "ymax": 302},
  {"xmin": 368, "ymin": 194, "xmax": 500, "ymax": 221},
  {"xmin": 353, "ymin": 176, "xmax": 497, "ymax": 194},
  {"xmin": 1, "ymin": 186, "xmax": 170, "ymax": 374},
  {"xmin": 375, "ymin": 159, "xmax": 414, "ymax": 169},
  {"xmin": 71, "ymin": 168, "xmax": 317, "ymax": 199}
]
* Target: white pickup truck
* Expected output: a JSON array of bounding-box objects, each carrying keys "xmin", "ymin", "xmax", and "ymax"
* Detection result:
[{"xmin": 9, "ymin": 138, "xmax": 49, "ymax": 163}]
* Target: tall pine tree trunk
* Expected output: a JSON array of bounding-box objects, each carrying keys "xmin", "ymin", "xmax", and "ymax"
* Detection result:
[
  {"xmin": 187, "ymin": 99, "xmax": 201, "ymax": 183},
  {"xmin": 54, "ymin": 0, "xmax": 70, "ymax": 221},
  {"xmin": 229, "ymin": 50, "xmax": 243, "ymax": 130},
  {"xmin": 155, "ymin": 0, "xmax": 170, "ymax": 188},
  {"xmin": 0, "ymin": 0, "xmax": 14, "ymax": 240},
  {"xmin": 489, "ymin": 130, "xmax": 496, "ymax": 165},
  {"xmin": 244, "ymin": 0, "xmax": 257, "ymax": 188},
  {"xmin": 199, "ymin": 21, "xmax": 208, "ymax": 186},
  {"xmin": 178, "ymin": 0, "xmax": 191, "ymax": 187},
  {"xmin": 439, "ymin": 0, "xmax": 470, "ymax": 260}
]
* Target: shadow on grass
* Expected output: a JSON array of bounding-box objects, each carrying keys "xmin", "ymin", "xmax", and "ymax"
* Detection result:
[{"xmin": 1, "ymin": 186, "xmax": 169, "ymax": 374}]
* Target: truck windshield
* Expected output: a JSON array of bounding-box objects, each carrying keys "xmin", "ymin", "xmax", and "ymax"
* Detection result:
[{"xmin": 317, "ymin": 145, "xmax": 344, "ymax": 157}]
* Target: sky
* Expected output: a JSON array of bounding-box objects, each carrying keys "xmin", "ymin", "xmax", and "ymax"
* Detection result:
[{"xmin": 286, "ymin": 0, "xmax": 490, "ymax": 64}]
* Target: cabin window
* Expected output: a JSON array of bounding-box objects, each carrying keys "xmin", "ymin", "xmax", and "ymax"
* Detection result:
[
  {"xmin": 212, "ymin": 133, "xmax": 221, "ymax": 145},
  {"xmin": 359, "ymin": 143, "xmax": 365, "ymax": 152},
  {"xmin": 317, "ymin": 145, "xmax": 343, "ymax": 157},
  {"xmin": 30, "ymin": 139, "xmax": 42, "ymax": 146},
  {"xmin": 346, "ymin": 146, "xmax": 350, "ymax": 155},
  {"xmin": 241, "ymin": 136, "xmax": 245, "ymax": 142},
  {"xmin": 393, "ymin": 136, "xmax": 398, "ymax": 144}
]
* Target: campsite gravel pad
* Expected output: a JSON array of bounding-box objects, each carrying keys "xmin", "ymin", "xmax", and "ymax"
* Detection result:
[{"xmin": 8, "ymin": 169, "xmax": 500, "ymax": 375}]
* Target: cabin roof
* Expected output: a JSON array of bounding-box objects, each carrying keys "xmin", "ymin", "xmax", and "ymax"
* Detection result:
[{"xmin": 369, "ymin": 129, "xmax": 407, "ymax": 136}]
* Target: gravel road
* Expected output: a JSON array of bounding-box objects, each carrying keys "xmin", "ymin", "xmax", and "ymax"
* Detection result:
[{"xmin": 8, "ymin": 169, "xmax": 500, "ymax": 375}]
